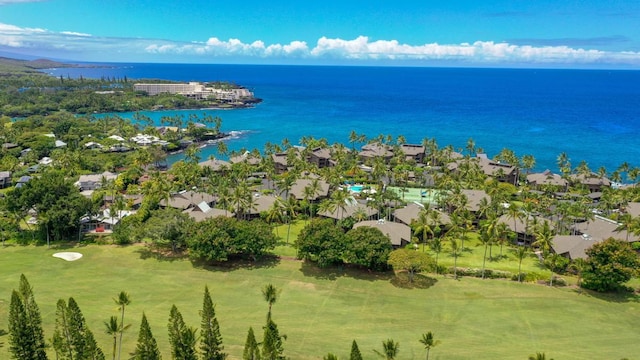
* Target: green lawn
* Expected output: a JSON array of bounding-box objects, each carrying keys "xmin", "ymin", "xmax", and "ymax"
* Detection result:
[{"xmin": 1, "ymin": 244, "xmax": 639, "ymax": 360}]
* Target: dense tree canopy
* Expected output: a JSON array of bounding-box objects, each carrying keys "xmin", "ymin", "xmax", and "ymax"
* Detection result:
[
  {"xmin": 582, "ymin": 238, "xmax": 640, "ymax": 292},
  {"xmin": 188, "ymin": 217, "xmax": 277, "ymax": 263},
  {"xmin": 387, "ymin": 249, "xmax": 434, "ymax": 282},
  {"xmin": 295, "ymin": 218, "xmax": 346, "ymax": 267},
  {"xmin": 4, "ymin": 170, "xmax": 93, "ymax": 243},
  {"xmin": 344, "ymin": 226, "xmax": 393, "ymax": 271}
]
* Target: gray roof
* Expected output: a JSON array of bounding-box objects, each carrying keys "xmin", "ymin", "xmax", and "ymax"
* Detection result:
[
  {"xmin": 198, "ymin": 158, "xmax": 230, "ymax": 171},
  {"xmin": 572, "ymin": 215, "xmax": 640, "ymax": 243},
  {"xmin": 625, "ymin": 202, "xmax": 640, "ymax": 218},
  {"xmin": 288, "ymin": 178, "xmax": 330, "ymax": 201},
  {"xmin": 461, "ymin": 189, "xmax": 490, "ymax": 212},
  {"xmin": 527, "ymin": 170, "xmax": 568, "ymax": 187},
  {"xmin": 551, "ymin": 235, "xmax": 601, "ymax": 260},
  {"xmin": 353, "ymin": 219, "xmax": 411, "ymax": 246},
  {"xmin": 393, "ymin": 202, "xmax": 451, "ymax": 226},
  {"xmin": 184, "ymin": 204, "xmax": 234, "ymax": 222}
]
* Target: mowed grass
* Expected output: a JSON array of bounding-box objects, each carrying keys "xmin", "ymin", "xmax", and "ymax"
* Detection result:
[{"xmin": 1, "ymin": 244, "xmax": 640, "ymax": 360}]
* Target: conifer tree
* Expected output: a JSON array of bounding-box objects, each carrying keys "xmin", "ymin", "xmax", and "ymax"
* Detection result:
[
  {"xmin": 8, "ymin": 275, "xmax": 48, "ymax": 360},
  {"xmin": 350, "ymin": 340, "xmax": 363, "ymax": 360},
  {"xmin": 52, "ymin": 299, "xmax": 73, "ymax": 359},
  {"xmin": 200, "ymin": 286, "xmax": 226, "ymax": 360},
  {"xmin": 242, "ymin": 327, "xmax": 260, "ymax": 360},
  {"xmin": 168, "ymin": 305, "xmax": 198, "ymax": 360},
  {"xmin": 262, "ymin": 318, "xmax": 286, "ymax": 360},
  {"xmin": 53, "ymin": 297, "xmax": 105, "ymax": 360},
  {"xmin": 130, "ymin": 313, "xmax": 161, "ymax": 360},
  {"xmin": 8, "ymin": 290, "xmax": 43, "ymax": 359}
]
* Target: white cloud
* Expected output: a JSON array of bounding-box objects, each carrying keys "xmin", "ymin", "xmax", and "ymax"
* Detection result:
[
  {"xmin": 60, "ymin": 31, "xmax": 92, "ymax": 37},
  {"xmin": 1, "ymin": 22, "xmax": 639, "ymax": 67}
]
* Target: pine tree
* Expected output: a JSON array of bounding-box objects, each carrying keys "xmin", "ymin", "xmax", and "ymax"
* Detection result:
[
  {"xmin": 262, "ymin": 318, "xmax": 286, "ymax": 360},
  {"xmin": 168, "ymin": 305, "xmax": 198, "ymax": 360},
  {"xmin": 349, "ymin": 340, "xmax": 363, "ymax": 360},
  {"xmin": 52, "ymin": 299, "xmax": 73, "ymax": 359},
  {"xmin": 9, "ymin": 275, "xmax": 48, "ymax": 360},
  {"xmin": 200, "ymin": 286, "xmax": 226, "ymax": 360},
  {"xmin": 53, "ymin": 298, "xmax": 105, "ymax": 360},
  {"xmin": 242, "ymin": 327, "xmax": 260, "ymax": 360},
  {"xmin": 130, "ymin": 313, "xmax": 161, "ymax": 360},
  {"xmin": 8, "ymin": 291, "xmax": 39, "ymax": 359}
]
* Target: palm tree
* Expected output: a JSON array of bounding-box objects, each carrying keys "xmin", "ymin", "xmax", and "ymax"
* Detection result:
[
  {"xmin": 265, "ymin": 201, "xmax": 285, "ymax": 236},
  {"xmin": 450, "ymin": 237, "xmax": 461, "ymax": 280},
  {"xmin": 514, "ymin": 245, "xmax": 529, "ymax": 283},
  {"xmin": 262, "ymin": 283, "xmax": 279, "ymax": 316},
  {"xmin": 304, "ymin": 179, "xmax": 322, "ymax": 220},
  {"xmin": 114, "ymin": 291, "xmax": 131, "ymax": 360},
  {"xmin": 528, "ymin": 352, "xmax": 553, "ymax": 360},
  {"xmin": 373, "ymin": 339, "xmax": 399, "ymax": 360},
  {"xmin": 419, "ymin": 332, "xmax": 440, "ymax": 360},
  {"xmin": 283, "ymin": 196, "xmax": 298, "ymax": 244},
  {"xmin": 615, "ymin": 213, "xmax": 635, "ymax": 242},
  {"xmin": 506, "ymin": 202, "xmax": 523, "ymax": 241},
  {"xmin": 104, "ymin": 315, "xmax": 119, "ymax": 360},
  {"xmin": 569, "ymin": 258, "xmax": 588, "ymax": 291},
  {"xmin": 412, "ymin": 208, "xmax": 433, "ymax": 252},
  {"xmin": 532, "ymin": 221, "xmax": 555, "ymax": 256},
  {"xmin": 429, "ymin": 237, "xmax": 443, "ymax": 275},
  {"xmin": 478, "ymin": 224, "xmax": 493, "ymax": 279}
]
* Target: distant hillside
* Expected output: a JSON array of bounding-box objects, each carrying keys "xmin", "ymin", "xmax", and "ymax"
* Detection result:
[{"xmin": 0, "ymin": 56, "xmax": 77, "ymax": 76}]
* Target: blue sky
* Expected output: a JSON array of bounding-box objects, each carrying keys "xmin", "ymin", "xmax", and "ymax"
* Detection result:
[{"xmin": 1, "ymin": 0, "xmax": 639, "ymax": 68}]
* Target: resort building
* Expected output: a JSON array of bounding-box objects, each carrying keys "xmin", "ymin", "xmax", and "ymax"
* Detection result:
[
  {"xmin": 134, "ymin": 82, "xmax": 254, "ymax": 101},
  {"xmin": 527, "ymin": 170, "xmax": 569, "ymax": 191}
]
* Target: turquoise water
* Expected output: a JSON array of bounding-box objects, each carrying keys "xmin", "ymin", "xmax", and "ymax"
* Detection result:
[
  {"xmin": 348, "ymin": 185, "xmax": 364, "ymax": 193},
  {"xmin": 50, "ymin": 64, "xmax": 640, "ymax": 173}
]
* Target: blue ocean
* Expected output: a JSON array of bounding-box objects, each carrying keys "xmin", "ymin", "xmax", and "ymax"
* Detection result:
[{"xmin": 49, "ymin": 64, "xmax": 640, "ymax": 173}]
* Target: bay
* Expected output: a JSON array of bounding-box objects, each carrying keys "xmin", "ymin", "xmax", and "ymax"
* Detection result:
[{"xmin": 48, "ymin": 64, "xmax": 640, "ymax": 173}]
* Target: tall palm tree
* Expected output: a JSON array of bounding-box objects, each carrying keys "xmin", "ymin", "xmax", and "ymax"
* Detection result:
[
  {"xmin": 114, "ymin": 291, "xmax": 131, "ymax": 360},
  {"xmin": 262, "ymin": 284, "xmax": 279, "ymax": 317},
  {"xmin": 373, "ymin": 339, "xmax": 399, "ymax": 360},
  {"xmin": 412, "ymin": 208, "xmax": 433, "ymax": 252},
  {"xmin": 283, "ymin": 196, "xmax": 298, "ymax": 244},
  {"xmin": 104, "ymin": 315, "xmax": 119, "ymax": 360},
  {"xmin": 265, "ymin": 201, "xmax": 285, "ymax": 236},
  {"xmin": 429, "ymin": 237, "xmax": 443, "ymax": 275},
  {"xmin": 514, "ymin": 245, "xmax": 529, "ymax": 283},
  {"xmin": 450, "ymin": 237, "xmax": 461, "ymax": 280},
  {"xmin": 419, "ymin": 332, "xmax": 440, "ymax": 360},
  {"xmin": 532, "ymin": 221, "xmax": 555, "ymax": 256},
  {"xmin": 478, "ymin": 224, "xmax": 493, "ymax": 279}
]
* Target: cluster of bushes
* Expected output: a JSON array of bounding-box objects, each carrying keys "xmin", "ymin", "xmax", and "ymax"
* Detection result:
[
  {"xmin": 296, "ymin": 218, "xmax": 393, "ymax": 271},
  {"xmin": 113, "ymin": 210, "xmax": 277, "ymax": 263},
  {"xmin": 448, "ymin": 267, "xmax": 512, "ymax": 279}
]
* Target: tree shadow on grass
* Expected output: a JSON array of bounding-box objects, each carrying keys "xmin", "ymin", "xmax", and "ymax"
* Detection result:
[
  {"xmin": 194, "ymin": 254, "xmax": 281, "ymax": 272},
  {"xmin": 299, "ymin": 261, "xmax": 395, "ymax": 282},
  {"xmin": 135, "ymin": 246, "xmax": 188, "ymax": 263},
  {"xmin": 390, "ymin": 272, "xmax": 438, "ymax": 289},
  {"xmin": 573, "ymin": 287, "xmax": 640, "ymax": 303}
]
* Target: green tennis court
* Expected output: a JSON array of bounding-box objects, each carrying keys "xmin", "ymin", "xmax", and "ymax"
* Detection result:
[{"xmin": 387, "ymin": 186, "xmax": 441, "ymax": 204}]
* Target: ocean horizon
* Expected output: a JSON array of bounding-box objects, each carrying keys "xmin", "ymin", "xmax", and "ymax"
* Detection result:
[{"xmin": 48, "ymin": 64, "xmax": 640, "ymax": 175}]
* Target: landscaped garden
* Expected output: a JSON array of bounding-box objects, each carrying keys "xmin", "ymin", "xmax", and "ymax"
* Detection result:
[{"xmin": 1, "ymin": 243, "xmax": 639, "ymax": 359}]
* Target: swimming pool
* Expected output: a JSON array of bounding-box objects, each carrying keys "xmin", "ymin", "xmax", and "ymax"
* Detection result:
[{"xmin": 348, "ymin": 185, "xmax": 363, "ymax": 193}]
